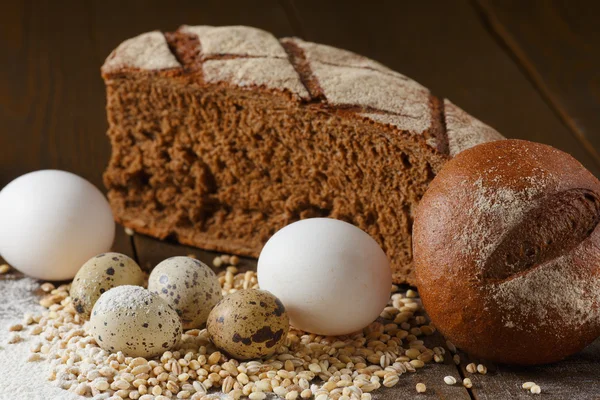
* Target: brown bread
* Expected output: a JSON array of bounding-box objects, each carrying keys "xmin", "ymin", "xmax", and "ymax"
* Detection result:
[
  {"xmin": 414, "ymin": 139, "xmax": 600, "ymax": 364},
  {"xmin": 101, "ymin": 26, "xmax": 504, "ymax": 284}
]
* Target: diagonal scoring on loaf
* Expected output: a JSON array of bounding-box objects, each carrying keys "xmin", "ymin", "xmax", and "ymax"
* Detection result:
[
  {"xmin": 202, "ymin": 58, "xmax": 310, "ymax": 100},
  {"xmin": 280, "ymin": 39, "xmax": 326, "ymax": 101},
  {"xmin": 178, "ymin": 25, "xmax": 309, "ymax": 100},
  {"xmin": 483, "ymin": 189, "xmax": 600, "ymax": 282},
  {"xmin": 281, "ymin": 37, "xmax": 435, "ymax": 135},
  {"xmin": 101, "ymin": 25, "xmax": 506, "ymax": 159},
  {"xmin": 281, "ymin": 37, "xmax": 415, "ymax": 80},
  {"xmin": 175, "ymin": 26, "xmax": 443, "ymax": 134},
  {"xmin": 180, "ymin": 25, "xmax": 288, "ymax": 58},
  {"xmin": 164, "ymin": 30, "xmax": 202, "ymax": 72}
]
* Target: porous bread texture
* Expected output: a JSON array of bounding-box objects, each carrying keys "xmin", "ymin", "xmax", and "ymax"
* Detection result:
[{"xmin": 101, "ymin": 25, "xmax": 504, "ymax": 285}]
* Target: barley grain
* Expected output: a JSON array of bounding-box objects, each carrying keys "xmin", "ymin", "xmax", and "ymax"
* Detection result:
[
  {"xmin": 444, "ymin": 376, "xmax": 457, "ymax": 385},
  {"xmin": 249, "ymin": 392, "xmax": 267, "ymax": 400},
  {"xmin": 7, "ymin": 333, "xmax": 22, "ymax": 344},
  {"xmin": 522, "ymin": 382, "xmax": 536, "ymax": 390},
  {"xmin": 40, "ymin": 282, "xmax": 55, "ymax": 292},
  {"xmin": 12, "ymin": 271, "xmax": 444, "ymax": 400},
  {"xmin": 445, "ymin": 341, "xmax": 457, "ymax": 354},
  {"xmin": 382, "ymin": 374, "xmax": 399, "ymax": 388}
]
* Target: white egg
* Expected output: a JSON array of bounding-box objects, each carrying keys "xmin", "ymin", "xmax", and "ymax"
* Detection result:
[
  {"xmin": 0, "ymin": 170, "xmax": 115, "ymax": 280},
  {"xmin": 257, "ymin": 218, "xmax": 392, "ymax": 336}
]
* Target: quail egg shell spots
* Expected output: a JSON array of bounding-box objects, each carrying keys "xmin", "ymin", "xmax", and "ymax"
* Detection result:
[
  {"xmin": 71, "ymin": 252, "xmax": 145, "ymax": 319},
  {"xmin": 90, "ymin": 285, "xmax": 182, "ymax": 358},
  {"xmin": 148, "ymin": 256, "xmax": 222, "ymax": 329},
  {"xmin": 207, "ymin": 289, "xmax": 289, "ymax": 360}
]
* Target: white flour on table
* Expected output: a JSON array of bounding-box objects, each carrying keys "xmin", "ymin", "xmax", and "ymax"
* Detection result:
[
  {"xmin": 0, "ymin": 276, "xmax": 83, "ymax": 400},
  {"xmin": 0, "ymin": 276, "xmax": 239, "ymax": 400}
]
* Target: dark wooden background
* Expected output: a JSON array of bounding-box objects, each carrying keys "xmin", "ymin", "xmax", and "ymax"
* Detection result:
[
  {"xmin": 1, "ymin": 0, "xmax": 599, "ymax": 189},
  {"xmin": 1, "ymin": 1, "xmax": 600, "ymax": 399}
]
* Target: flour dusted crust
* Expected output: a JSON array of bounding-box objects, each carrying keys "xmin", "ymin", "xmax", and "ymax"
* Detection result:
[
  {"xmin": 444, "ymin": 99, "xmax": 505, "ymax": 157},
  {"xmin": 203, "ymin": 58, "xmax": 309, "ymax": 100},
  {"xmin": 101, "ymin": 25, "xmax": 505, "ymax": 285},
  {"xmin": 309, "ymin": 62, "xmax": 431, "ymax": 130},
  {"xmin": 181, "ymin": 25, "xmax": 287, "ymax": 58},
  {"xmin": 359, "ymin": 112, "xmax": 432, "ymax": 136},
  {"xmin": 281, "ymin": 37, "xmax": 402, "ymax": 77},
  {"xmin": 102, "ymin": 31, "xmax": 181, "ymax": 74},
  {"xmin": 414, "ymin": 140, "xmax": 600, "ymax": 364},
  {"xmin": 101, "ymin": 26, "xmax": 500, "ymax": 145}
]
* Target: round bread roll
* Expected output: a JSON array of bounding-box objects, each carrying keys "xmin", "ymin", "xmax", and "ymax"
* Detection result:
[{"xmin": 414, "ymin": 139, "xmax": 600, "ymax": 365}]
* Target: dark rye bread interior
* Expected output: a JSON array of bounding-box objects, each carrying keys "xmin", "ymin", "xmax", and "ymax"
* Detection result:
[{"xmin": 102, "ymin": 26, "xmax": 504, "ymax": 285}]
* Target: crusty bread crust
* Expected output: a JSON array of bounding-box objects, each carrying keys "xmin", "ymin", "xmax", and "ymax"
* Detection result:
[
  {"xmin": 414, "ymin": 139, "xmax": 600, "ymax": 364},
  {"xmin": 101, "ymin": 25, "xmax": 504, "ymax": 285}
]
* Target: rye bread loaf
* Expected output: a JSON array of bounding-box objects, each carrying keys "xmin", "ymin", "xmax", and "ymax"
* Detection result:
[
  {"xmin": 101, "ymin": 25, "xmax": 504, "ymax": 285},
  {"xmin": 414, "ymin": 140, "xmax": 600, "ymax": 364}
]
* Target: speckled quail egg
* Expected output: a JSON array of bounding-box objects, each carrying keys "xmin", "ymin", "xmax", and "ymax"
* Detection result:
[
  {"xmin": 148, "ymin": 256, "xmax": 222, "ymax": 329},
  {"xmin": 71, "ymin": 252, "xmax": 145, "ymax": 319},
  {"xmin": 207, "ymin": 289, "xmax": 289, "ymax": 360},
  {"xmin": 89, "ymin": 285, "xmax": 182, "ymax": 358}
]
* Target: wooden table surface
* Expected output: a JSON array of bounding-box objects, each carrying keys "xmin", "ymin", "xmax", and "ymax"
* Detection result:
[{"xmin": 1, "ymin": 1, "xmax": 600, "ymax": 399}]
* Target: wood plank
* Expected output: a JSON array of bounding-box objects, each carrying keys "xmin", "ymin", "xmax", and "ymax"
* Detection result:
[
  {"xmin": 458, "ymin": 339, "xmax": 600, "ymax": 399},
  {"xmin": 0, "ymin": 1, "xmax": 110, "ymax": 188},
  {"xmin": 90, "ymin": 0, "xmax": 294, "ymax": 61},
  {"xmin": 133, "ymin": 233, "xmax": 256, "ymax": 273},
  {"xmin": 403, "ymin": 332, "xmax": 471, "ymax": 400},
  {"xmin": 287, "ymin": 0, "xmax": 600, "ymax": 177},
  {"xmin": 0, "ymin": 0, "xmax": 293, "ymax": 188},
  {"xmin": 475, "ymin": 0, "xmax": 600, "ymax": 166}
]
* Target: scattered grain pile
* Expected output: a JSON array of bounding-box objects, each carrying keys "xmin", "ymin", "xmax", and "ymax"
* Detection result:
[{"xmin": 7, "ymin": 264, "xmax": 457, "ymax": 400}]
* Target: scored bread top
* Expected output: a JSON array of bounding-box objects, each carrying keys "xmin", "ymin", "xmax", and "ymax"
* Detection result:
[
  {"xmin": 101, "ymin": 25, "xmax": 504, "ymax": 157},
  {"xmin": 444, "ymin": 99, "xmax": 505, "ymax": 157},
  {"xmin": 102, "ymin": 31, "xmax": 181, "ymax": 72},
  {"xmin": 180, "ymin": 25, "xmax": 288, "ymax": 58},
  {"xmin": 202, "ymin": 58, "xmax": 310, "ymax": 99}
]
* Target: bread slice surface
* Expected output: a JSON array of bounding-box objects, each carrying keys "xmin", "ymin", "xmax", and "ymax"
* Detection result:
[{"xmin": 102, "ymin": 25, "xmax": 504, "ymax": 284}]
